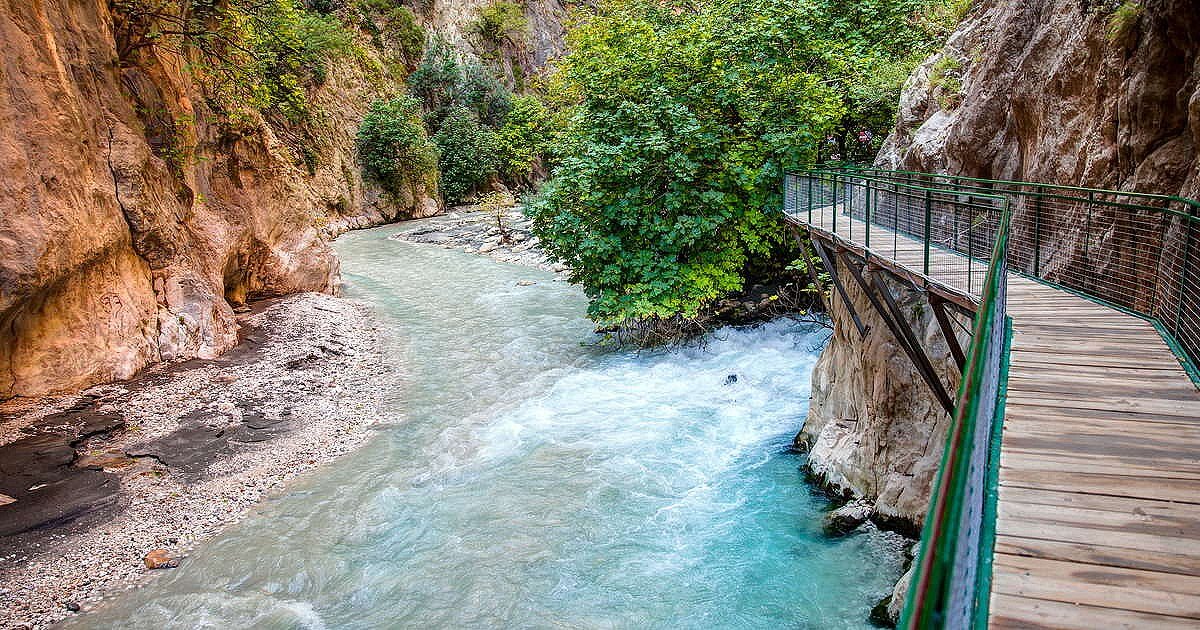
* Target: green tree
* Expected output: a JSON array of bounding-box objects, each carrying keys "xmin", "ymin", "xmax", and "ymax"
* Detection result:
[
  {"xmin": 431, "ymin": 106, "xmax": 499, "ymax": 204},
  {"xmin": 495, "ymin": 94, "xmax": 553, "ymax": 189},
  {"xmin": 528, "ymin": 0, "xmax": 946, "ymax": 330},
  {"xmin": 357, "ymin": 96, "xmax": 439, "ymax": 197}
]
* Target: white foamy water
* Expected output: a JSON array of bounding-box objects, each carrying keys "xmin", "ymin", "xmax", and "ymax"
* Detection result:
[{"xmin": 77, "ymin": 223, "xmax": 905, "ymax": 629}]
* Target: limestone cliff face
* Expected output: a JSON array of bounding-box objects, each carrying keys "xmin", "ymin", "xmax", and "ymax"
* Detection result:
[
  {"xmin": 425, "ymin": 0, "xmax": 571, "ymax": 84},
  {"xmin": 877, "ymin": 0, "xmax": 1199, "ymax": 201},
  {"xmin": 0, "ymin": 0, "xmax": 437, "ymax": 398},
  {"xmin": 799, "ymin": 260, "xmax": 966, "ymax": 534}
]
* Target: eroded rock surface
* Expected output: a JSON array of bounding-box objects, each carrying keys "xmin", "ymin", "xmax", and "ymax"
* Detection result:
[
  {"xmin": 878, "ymin": 0, "xmax": 1199, "ymax": 201},
  {"xmin": 0, "ymin": 1, "xmax": 437, "ymax": 399}
]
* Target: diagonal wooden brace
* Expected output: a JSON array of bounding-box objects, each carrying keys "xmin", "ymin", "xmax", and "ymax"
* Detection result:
[
  {"xmin": 810, "ymin": 236, "xmax": 868, "ymax": 337},
  {"xmin": 837, "ymin": 250, "xmax": 957, "ymax": 416}
]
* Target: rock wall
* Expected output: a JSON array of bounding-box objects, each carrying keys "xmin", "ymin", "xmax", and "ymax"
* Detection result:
[
  {"xmin": 0, "ymin": 0, "xmax": 438, "ymax": 399},
  {"xmin": 877, "ymin": 0, "xmax": 1199, "ymax": 201},
  {"xmin": 798, "ymin": 260, "xmax": 966, "ymax": 534},
  {"xmin": 425, "ymin": 0, "xmax": 571, "ymax": 86}
]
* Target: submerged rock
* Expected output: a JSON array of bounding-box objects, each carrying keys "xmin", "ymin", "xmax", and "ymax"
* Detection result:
[
  {"xmin": 142, "ymin": 549, "xmax": 179, "ymax": 570},
  {"xmin": 824, "ymin": 499, "xmax": 874, "ymax": 536}
]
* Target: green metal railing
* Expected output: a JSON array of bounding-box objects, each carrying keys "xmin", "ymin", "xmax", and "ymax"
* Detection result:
[
  {"xmin": 784, "ymin": 169, "xmax": 1010, "ymax": 628},
  {"xmin": 842, "ymin": 166, "xmax": 1200, "ymax": 382},
  {"xmin": 783, "ymin": 165, "xmax": 1200, "ymax": 627}
]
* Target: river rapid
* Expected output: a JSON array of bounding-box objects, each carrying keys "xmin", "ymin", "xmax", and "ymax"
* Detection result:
[{"xmin": 77, "ymin": 223, "xmax": 905, "ymax": 628}]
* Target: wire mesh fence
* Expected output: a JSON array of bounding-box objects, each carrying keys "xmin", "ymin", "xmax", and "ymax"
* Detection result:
[
  {"xmin": 785, "ymin": 168, "xmax": 1200, "ymax": 376},
  {"xmin": 835, "ymin": 166, "xmax": 1200, "ymax": 376}
]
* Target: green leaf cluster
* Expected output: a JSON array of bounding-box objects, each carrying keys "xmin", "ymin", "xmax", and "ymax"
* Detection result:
[
  {"xmin": 357, "ymin": 96, "xmax": 439, "ymax": 197},
  {"xmin": 472, "ymin": 1, "xmax": 529, "ymax": 50},
  {"xmin": 528, "ymin": 0, "xmax": 947, "ymax": 327}
]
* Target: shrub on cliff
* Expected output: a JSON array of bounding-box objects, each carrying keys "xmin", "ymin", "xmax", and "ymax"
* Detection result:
[
  {"xmin": 431, "ymin": 107, "xmax": 500, "ymax": 204},
  {"xmin": 357, "ymin": 96, "xmax": 439, "ymax": 197},
  {"xmin": 527, "ymin": 0, "xmax": 947, "ymax": 330}
]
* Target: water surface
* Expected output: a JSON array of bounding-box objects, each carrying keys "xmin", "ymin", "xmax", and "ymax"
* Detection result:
[{"xmin": 81, "ymin": 223, "xmax": 904, "ymax": 628}]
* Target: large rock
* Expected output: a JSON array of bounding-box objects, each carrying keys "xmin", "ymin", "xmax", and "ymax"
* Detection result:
[
  {"xmin": 877, "ymin": 0, "xmax": 1199, "ymax": 201},
  {"xmin": 0, "ymin": 0, "xmax": 439, "ymax": 398},
  {"xmin": 799, "ymin": 258, "xmax": 967, "ymax": 536}
]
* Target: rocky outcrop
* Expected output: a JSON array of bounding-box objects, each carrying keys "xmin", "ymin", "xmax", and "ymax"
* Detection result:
[
  {"xmin": 0, "ymin": 0, "xmax": 437, "ymax": 398},
  {"xmin": 426, "ymin": 0, "xmax": 570, "ymax": 83},
  {"xmin": 798, "ymin": 258, "xmax": 967, "ymax": 535},
  {"xmin": 877, "ymin": 0, "xmax": 1199, "ymax": 201}
]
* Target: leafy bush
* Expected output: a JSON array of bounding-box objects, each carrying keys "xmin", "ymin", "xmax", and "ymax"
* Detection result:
[
  {"xmin": 408, "ymin": 38, "xmax": 512, "ymax": 128},
  {"xmin": 495, "ymin": 94, "xmax": 554, "ymax": 188},
  {"xmin": 1107, "ymin": 1, "xmax": 1143, "ymax": 43},
  {"xmin": 357, "ymin": 96, "xmax": 439, "ymax": 196},
  {"xmin": 354, "ymin": 0, "xmax": 425, "ymax": 69},
  {"xmin": 431, "ymin": 106, "xmax": 499, "ymax": 204},
  {"xmin": 528, "ymin": 0, "xmax": 946, "ymax": 328},
  {"xmin": 112, "ymin": 0, "xmax": 356, "ymax": 123},
  {"xmin": 929, "ymin": 54, "xmax": 964, "ymax": 109}
]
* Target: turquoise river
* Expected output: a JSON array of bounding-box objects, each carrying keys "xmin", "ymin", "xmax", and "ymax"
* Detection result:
[{"xmin": 78, "ymin": 222, "xmax": 905, "ymax": 628}]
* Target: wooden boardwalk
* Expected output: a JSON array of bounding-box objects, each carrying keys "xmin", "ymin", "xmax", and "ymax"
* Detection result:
[{"xmin": 787, "ymin": 209, "xmax": 1200, "ymax": 628}]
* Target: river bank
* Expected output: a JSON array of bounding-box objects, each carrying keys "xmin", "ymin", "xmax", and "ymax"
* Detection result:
[{"xmin": 0, "ymin": 293, "xmax": 397, "ymax": 629}]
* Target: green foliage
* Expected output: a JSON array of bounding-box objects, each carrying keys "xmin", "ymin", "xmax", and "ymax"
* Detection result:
[
  {"xmin": 912, "ymin": 0, "xmax": 973, "ymax": 39},
  {"xmin": 1107, "ymin": 1, "xmax": 1143, "ymax": 43},
  {"xmin": 354, "ymin": 0, "xmax": 425, "ymax": 69},
  {"xmin": 408, "ymin": 37, "xmax": 512, "ymax": 128},
  {"xmin": 528, "ymin": 0, "xmax": 948, "ymax": 327},
  {"xmin": 929, "ymin": 54, "xmax": 964, "ymax": 109},
  {"xmin": 112, "ymin": 0, "xmax": 356, "ymax": 124},
  {"xmin": 356, "ymin": 96, "xmax": 439, "ymax": 196},
  {"xmin": 472, "ymin": 1, "xmax": 528, "ymax": 49},
  {"xmin": 431, "ymin": 106, "xmax": 499, "ymax": 204},
  {"xmin": 495, "ymin": 94, "xmax": 553, "ymax": 188}
]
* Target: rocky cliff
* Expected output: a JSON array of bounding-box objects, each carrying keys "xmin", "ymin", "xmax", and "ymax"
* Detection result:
[
  {"xmin": 799, "ymin": 263, "xmax": 965, "ymax": 535},
  {"xmin": 877, "ymin": 0, "xmax": 1199, "ymax": 200},
  {"xmin": 0, "ymin": 0, "xmax": 571, "ymax": 400}
]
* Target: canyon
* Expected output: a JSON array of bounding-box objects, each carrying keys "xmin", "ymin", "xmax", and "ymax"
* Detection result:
[{"xmin": 0, "ymin": 0, "xmax": 568, "ymax": 400}]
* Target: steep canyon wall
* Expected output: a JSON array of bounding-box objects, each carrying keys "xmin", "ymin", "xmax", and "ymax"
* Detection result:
[{"xmin": 0, "ymin": 0, "xmax": 568, "ymax": 399}]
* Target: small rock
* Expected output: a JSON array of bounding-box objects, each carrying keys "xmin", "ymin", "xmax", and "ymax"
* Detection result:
[
  {"xmin": 824, "ymin": 499, "xmax": 874, "ymax": 536},
  {"xmin": 516, "ymin": 280, "xmax": 536, "ymax": 287},
  {"xmin": 64, "ymin": 601, "xmax": 80, "ymax": 612},
  {"xmin": 143, "ymin": 549, "xmax": 179, "ymax": 570},
  {"xmin": 723, "ymin": 374, "xmax": 738, "ymax": 385}
]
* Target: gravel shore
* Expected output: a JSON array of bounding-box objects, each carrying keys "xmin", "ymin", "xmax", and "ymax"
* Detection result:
[
  {"xmin": 391, "ymin": 206, "xmax": 568, "ymax": 274},
  {"xmin": 0, "ymin": 293, "xmax": 399, "ymax": 629}
]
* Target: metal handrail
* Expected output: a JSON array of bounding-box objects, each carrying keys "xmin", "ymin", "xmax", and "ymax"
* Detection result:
[{"xmin": 809, "ymin": 166, "xmax": 1200, "ymax": 383}]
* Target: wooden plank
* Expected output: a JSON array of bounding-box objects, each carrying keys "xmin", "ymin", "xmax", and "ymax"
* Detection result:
[
  {"xmin": 989, "ymin": 593, "xmax": 1199, "ymax": 629},
  {"xmin": 994, "ymin": 535, "xmax": 1200, "ymax": 576},
  {"xmin": 998, "ymin": 468, "xmax": 1200, "ymax": 504},
  {"xmin": 997, "ymin": 499, "xmax": 1200, "ymax": 541},
  {"xmin": 992, "ymin": 553, "xmax": 1200, "ymax": 617}
]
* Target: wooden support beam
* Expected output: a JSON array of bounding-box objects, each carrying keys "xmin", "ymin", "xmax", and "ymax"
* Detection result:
[
  {"xmin": 785, "ymin": 225, "xmax": 827, "ymax": 314},
  {"xmin": 930, "ymin": 293, "xmax": 968, "ymax": 372},
  {"xmin": 810, "ymin": 237, "xmax": 868, "ymax": 337},
  {"xmin": 837, "ymin": 250, "xmax": 956, "ymax": 416}
]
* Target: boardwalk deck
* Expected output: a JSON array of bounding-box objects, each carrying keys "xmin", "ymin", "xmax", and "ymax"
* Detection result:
[{"xmin": 786, "ymin": 208, "xmax": 1200, "ymax": 628}]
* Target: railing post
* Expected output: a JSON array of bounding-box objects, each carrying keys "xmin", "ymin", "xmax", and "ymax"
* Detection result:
[
  {"xmin": 1085, "ymin": 191, "xmax": 1094, "ymax": 292},
  {"xmin": 1033, "ymin": 186, "xmax": 1042, "ymax": 277},
  {"xmin": 1177, "ymin": 210, "xmax": 1195, "ymax": 336},
  {"xmin": 865, "ymin": 178, "xmax": 872, "ymax": 248},
  {"xmin": 924, "ymin": 190, "xmax": 932, "ymax": 276},
  {"xmin": 807, "ymin": 174, "xmax": 813, "ymax": 223},
  {"xmin": 832, "ymin": 175, "xmax": 839, "ymax": 235}
]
